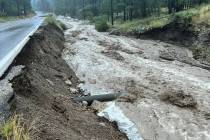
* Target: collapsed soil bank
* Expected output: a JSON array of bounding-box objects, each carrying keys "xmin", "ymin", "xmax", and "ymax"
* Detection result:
[
  {"xmin": 139, "ymin": 22, "xmax": 197, "ymax": 47},
  {"xmin": 113, "ymin": 21, "xmax": 210, "ymax": 64},
  {"xmin": 10, "ymin": 23, "xmax": 127, "ymax": 140}
]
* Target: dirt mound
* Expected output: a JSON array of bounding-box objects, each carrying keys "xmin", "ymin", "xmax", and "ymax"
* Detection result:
[
  {"xmin": 11, "ymin": 24, "xmax": 127, "ymax": 140},
  {"xmin": 160, "ymin": 89, "xmax": 197, "ymax": 108}
]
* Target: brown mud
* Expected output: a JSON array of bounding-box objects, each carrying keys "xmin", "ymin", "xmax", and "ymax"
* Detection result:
[{"xmin": 10, "ymin": 24, "xmax": 127, "ymax": 140}]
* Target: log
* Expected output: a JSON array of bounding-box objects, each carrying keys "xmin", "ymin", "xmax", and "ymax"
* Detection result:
[{"xmin": 73, "ymin": 93, "xmax": 123, "ymax": 104}]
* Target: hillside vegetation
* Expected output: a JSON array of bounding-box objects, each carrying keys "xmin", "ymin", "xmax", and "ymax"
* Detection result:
[
  {"xmin": 114, "ymin": 3, "xmax": 210, "ymax": 34},
  {"xmin": 34, "ymin": 0, "xmax": 210, "ymax": 30}
]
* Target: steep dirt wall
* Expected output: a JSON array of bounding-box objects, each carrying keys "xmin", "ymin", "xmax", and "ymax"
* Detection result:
[
  {"xmin": 139, "ymin": 23, "xmax": 198, "ymax": 47},
  {"xmin": 10, "ymin": 23, "xmax": 127, "ymax": 140},
  {"xmin": 138, "ymin": 22, "xmax": 210, "ymax": 63}
]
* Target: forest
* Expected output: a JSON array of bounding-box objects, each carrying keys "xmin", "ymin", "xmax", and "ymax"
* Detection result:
[
  {"xmin": 34, "ymin": 0, "xmax": 210, "ymax": 24},
  {"xmin": 0, "ymin": 0, "xmax": 32, "ymax": 16}
]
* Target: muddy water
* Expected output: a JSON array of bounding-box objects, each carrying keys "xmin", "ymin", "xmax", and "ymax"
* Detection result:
[{"xmin": 61, "ymin": 17, "xmax": 210, "ymax": 140}]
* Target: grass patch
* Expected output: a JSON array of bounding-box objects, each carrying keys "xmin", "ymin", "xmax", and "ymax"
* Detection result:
[
  {"xmin": 45, "ymin": 15, "xmax": 67, "ymax": 30},
  {"xmin": 0, "ymin": 13, "xmax": 36, "ymax": 23},
  {"xmin": 0, "ymin": 115, "xmax": 30, "ymax": 140},
  {"xmin": 0, "ymin": 16, "xmax": 19, "ymax": 22},
  {"xmin": 114, "ymin": 15, "xmax": 172, "ymax": 33}
]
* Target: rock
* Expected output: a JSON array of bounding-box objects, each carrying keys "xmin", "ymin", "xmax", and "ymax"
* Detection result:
[
  {"xmin": 136, "ymin": 50, "xmax": 144, "ymax": 55},
  {"xmin": 83, "ymin": 92, "xmax": 91, "ymax": 96},
  {"xmin": 159, "ymin": 50, "xmax": 175, "ymax": 61},
  {"xmin": 91, "ymin": 100, "xmax": 106, "ymax": 112},
  {"xmin": 80, "ymin": 37, "xmax": 88, "ymax": 41},
  {"xmin": 88, "ymin": 78, "xmax": 97, "ymax": 84},
  {"xmin": 101, "ymin": 50, "xmax": 125, "ymax": 61},
  {"xmin": 65, "ymin": 79, "xmax": 72, "ymax": 86},
  {"xmin": 82, "ymin": 101, "xmax": 88, "ymax": 106},
  {"xmin": 80, "ymin": 80, "xmax": 85, "ymax": 84},
  {"xmin": 143, "ymin": 55, "xmax": 149, "ymax": 59},
  {"xmin": 46, "ymin": 79, "xmax": 54, "ymax": 86},
  {"xmin": 71, "ymin": 31, "xmax": 81, "ymax": 37},
  {"xmin": 109, "ymin": 29, "xmax": 121, "ymax": 36},
  {"xmin": 55, "ymin": 73, "xmax": 67, "ymax": 79},
  {"xmin": 160, "ymin": 89, "xmax": 197, "ymax": 108},
  {"xmin": 69, "ymin": 88, "xmax": 78, "ymax": 94},
  {"xmin": 99, "ymin": 122, "xmax": 106, "ymax": 127}
]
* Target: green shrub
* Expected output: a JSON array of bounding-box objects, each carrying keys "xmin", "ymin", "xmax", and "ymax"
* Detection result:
[
  {"xmin": 173, "ymin": 11, "xmax": 195, "ymax": 25},
  {"xmin": 95, "ymin": 16, "xmax": 109, "ymax": 32}
]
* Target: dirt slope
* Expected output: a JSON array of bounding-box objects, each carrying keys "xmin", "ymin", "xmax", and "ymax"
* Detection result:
[{"xmin": 11, "ymin": 23, "xmax": 127, "ymax": 140}]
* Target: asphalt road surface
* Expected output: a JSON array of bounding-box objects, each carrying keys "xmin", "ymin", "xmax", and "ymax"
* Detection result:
[{"xmin": 0, "ymin": 14, "xmax": 44, "ymax": 77}]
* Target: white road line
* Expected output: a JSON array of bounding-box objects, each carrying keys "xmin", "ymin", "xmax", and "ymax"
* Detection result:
[{"xmin": 0, "ymin": 19, "xmax": 43, "ymax": 77}]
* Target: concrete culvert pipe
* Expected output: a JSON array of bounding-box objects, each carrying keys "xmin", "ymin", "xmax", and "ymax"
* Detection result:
[{"xmin": 73, "ymin": 93, "xmax": 124, "ymax": 104}]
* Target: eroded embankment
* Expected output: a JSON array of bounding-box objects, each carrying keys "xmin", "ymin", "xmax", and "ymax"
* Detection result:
[
  {"xmin": 10, "ymin": 23, "xmax": 127, "ymax": 140},
  {"xmin": 138, "ymin": 22, "xmax": 210, "ymax": 64},
  {"xmin": 139, "ymin": 22, "xmax": 197, "ymax": 47},
  {"xmin": 114, "ymin": 20, "xmax": 210, "ymax": 65}
]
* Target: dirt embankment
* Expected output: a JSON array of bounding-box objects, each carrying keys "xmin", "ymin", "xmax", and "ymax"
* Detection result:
[
  {"xmin": 112, "ymin": 21, "xmax": 210, "ymax": 64},
  {"xmin": 139, "ymin": 22, "xmax": 197, "ymax": 47},
  {"xmin": 140, "ymin": 22, "xmax": 210, "ymax": 64},
  {"xmin": 10, "ymin": 24, "xmax": 127, "ymax": 140}
]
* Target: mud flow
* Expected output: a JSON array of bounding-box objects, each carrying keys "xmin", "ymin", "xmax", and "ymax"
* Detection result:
[
  {"xmin": 9, "ymin": 24, "xmax": 126, "ymax": 140},
  {"xmin": 60, "ymin": 17, "xmax": 210, "ymax": 140}
]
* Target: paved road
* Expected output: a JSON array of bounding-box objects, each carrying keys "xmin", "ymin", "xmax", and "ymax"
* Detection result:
[{"xmin": 0, "ymin": 15, "xmax": 44, "ymax": 77}]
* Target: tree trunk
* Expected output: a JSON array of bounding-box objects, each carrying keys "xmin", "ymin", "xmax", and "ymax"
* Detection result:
[
  {"xmin": 129, "ymin": 0, "xmax": 133, "ymax": 21},
  {"xmin": 16, "ymin": 0, "xmax": 20, "ymax": 16},
  {"xmin": 23, "ymin": 0, "xmax": 27, "ymax": 16},
  {"xmin": 111, "ymin": 0, "xmax": 114, "ymax": 25},
  {"xmin": 123, "ymin": 0, "xmax": 126, "ymax": 21},
  {"xmin": 82, "ymin": 0, "xmax": 85, "ymax": 19}
]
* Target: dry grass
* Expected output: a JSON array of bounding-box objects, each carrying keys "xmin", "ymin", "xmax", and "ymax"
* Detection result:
[
  {"xmin": 0, "ymin": 115, "xmax": 30, "ymax": 140},
  {"xmin": 192, "ymin": 4, "xmax": 210, "ymax": 25}
]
